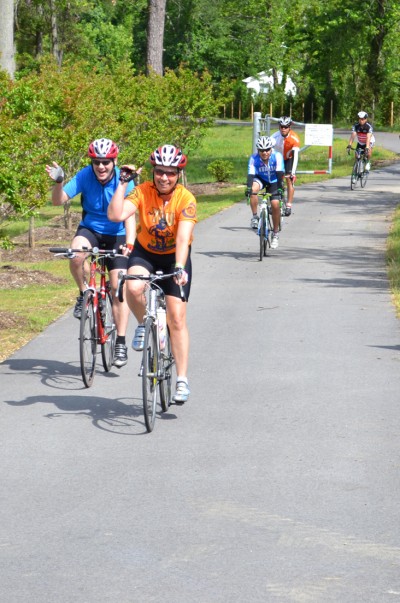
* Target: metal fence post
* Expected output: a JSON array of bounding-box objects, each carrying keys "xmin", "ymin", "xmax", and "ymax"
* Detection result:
[{"xmin": 253, "ymin": 112, "xmax": 262, "ymax": 153}]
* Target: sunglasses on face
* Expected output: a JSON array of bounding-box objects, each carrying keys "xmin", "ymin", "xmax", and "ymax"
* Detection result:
[
  {"xmin": 154, "ymin": 168, "xmax": 179, "ymax": 178},
  {"xmin": 280, "ymin": 125, "xmax": 290, "ymax": 129},
  {"xmin": 92, "ymin": 159, "xmax": 113, "ymax": 167}
]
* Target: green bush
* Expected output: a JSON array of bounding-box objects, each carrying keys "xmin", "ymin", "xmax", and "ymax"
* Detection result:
[{"xmin": 207, "ymin": 160, "xmax": 234, "ymax": 182}]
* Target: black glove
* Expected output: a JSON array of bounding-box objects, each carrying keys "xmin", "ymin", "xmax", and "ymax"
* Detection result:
[
  {"xmin": 245, "ymin": 187, "xmax": 252, "ymax": 197},
  {"xmin": 346, "ymin": 145, "xmax": 351, "ymax": 155},
  {"xmin": 119, "ymin": 168, "xmax": 138, "ymax": 183}
]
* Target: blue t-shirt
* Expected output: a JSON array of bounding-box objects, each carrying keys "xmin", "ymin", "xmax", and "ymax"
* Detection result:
[
  {"xmin": 63, "ymin": 165, "xmax": 134, "ymax": 235},
  {"xmin": 247, "ymin": 150, "xmax": 284, "ymax": 184}
]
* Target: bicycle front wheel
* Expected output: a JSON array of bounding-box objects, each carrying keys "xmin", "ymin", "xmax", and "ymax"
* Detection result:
[
  {"xmin": 350, "ymin": 160, "xmax": 358, "ymax": 190},
  {"xmin": 142, "ymin": 318, "xmax": 158, "ymax": 432},
  {"xmin": 159, "ymin": 327, "xmax": 175, "ymax": 412},
  {"xmin": 101, "ymin": 291, "xmax": 116, "ymax": 372},
  {"xmin": 259, "ymin": 208, "xmax": 267, "ymax": 261},
  {"xmin": 360, "ymin": 161, "xmax": 369, "ymax": 188},
  {"xmin": 79, "ymin": 290, "xmax": 97, "ymax": 388}
]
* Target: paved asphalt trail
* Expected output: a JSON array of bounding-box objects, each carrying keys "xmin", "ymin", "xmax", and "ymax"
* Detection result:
[{"xmin": 1, "ymin": 136, "xmax": 400, "ymax": 602}]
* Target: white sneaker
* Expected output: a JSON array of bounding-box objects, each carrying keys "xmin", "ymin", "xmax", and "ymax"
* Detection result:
[
  {"xmin": 173, "ymin": 380, "xmax": 190, "ymax": 404},
  {"xmin": 270, "ymin": 233, "xmax": 279, "ymax": 249},
  {"xmin": 132, "ymin": 324, "xmax": 145, "ymax": 351},
  {"xmin": 250, "ymin": 216, "xmax": 259, "ymax": 230},
  {"xmin": 365, "ymin": 162, "xmax": 371, "ymax": 171}
]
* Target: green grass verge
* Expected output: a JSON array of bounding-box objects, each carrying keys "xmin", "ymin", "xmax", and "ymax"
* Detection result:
[{"xmin": 387, "ymin": 206, "xmax": 400, "ymax": 316}]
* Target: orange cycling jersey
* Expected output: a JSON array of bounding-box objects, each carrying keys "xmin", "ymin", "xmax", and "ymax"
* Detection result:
[
  {"xmin": 272, "ymin": 130, "xmax": 300, "ymax": 160},
  {"xmin": 126, "ymin": 181, "xmax": 197, "ymax": 254}
]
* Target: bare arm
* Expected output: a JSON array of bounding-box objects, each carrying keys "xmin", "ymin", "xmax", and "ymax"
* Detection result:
[
  {"xmin": 348, "ymin": 132, "xmax": 356, "ymax": 146},
  {"xmin": 175, "ymin": 220, "xmax": 195, "ymax": 267},
  {"xmin": 124, "ymin": 214, "xmax": 136, "ymax": 246},
  {"xmin": 45, "ymin": 161, "xmax": 70, "ymax": 206}
]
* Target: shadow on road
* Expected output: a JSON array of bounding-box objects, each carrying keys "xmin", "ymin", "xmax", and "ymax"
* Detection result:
[
  {"xmin": 4, "ymin": 392, "xmax": 178, "ymax": 435},
  {"xmin": 1, "ymin": 356, "xmax": 122, "ymax": 390}
]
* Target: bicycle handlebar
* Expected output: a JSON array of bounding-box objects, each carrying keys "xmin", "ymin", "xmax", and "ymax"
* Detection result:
[
  {"xmin": 117, "ymin": 271, "xmax": 186, "ymax": 303},
  {"xmin": 49, "ymin": 246, "xmax": 124, "ymax": 258}
]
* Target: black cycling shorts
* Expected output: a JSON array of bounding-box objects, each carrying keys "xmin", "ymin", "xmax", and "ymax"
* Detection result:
[
  {"xmin": 74, "ymin": 226, "xmax": 128, "ymax": 271},
  {"xmin": 253, "ymin": 178, "xmax": 280, "ymax": 200},
  {"xmin": 128, "ymin": 240, "xmax": 192, "ymax": 301}
]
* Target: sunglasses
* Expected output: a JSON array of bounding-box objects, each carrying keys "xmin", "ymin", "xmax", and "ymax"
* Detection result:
[
  {"xmin": 154, "ymin": 168, "xmax": 179, "ymax": 178},
  {"xmin": 92, "ymin": 159, "xmax": 113, "ymax": 166},
  {"xmin": 280, "ymin": 125, "xmax": 290, "ymax": 129}
]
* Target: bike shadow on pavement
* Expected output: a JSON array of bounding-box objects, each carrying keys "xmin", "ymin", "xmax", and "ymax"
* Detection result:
[
  {"xmin": 1, "ymin": 356, "xmax": 122, "ymax": 390},
  {"xmin": 4, "ymin": 393, "xmax": 177, "ymax": 435}
]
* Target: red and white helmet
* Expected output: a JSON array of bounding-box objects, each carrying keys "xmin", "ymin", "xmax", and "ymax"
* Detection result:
[
  {"xmin": 88, "ymin": 138, "xmax": 119, "ymax": 159},
  {"xmin": 149, "ymin": 145, "xmax": 187, "ymax": 169}
]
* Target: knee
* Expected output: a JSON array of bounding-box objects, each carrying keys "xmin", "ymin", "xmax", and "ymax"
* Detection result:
[{"xmin": 168, "ymin": 312, "xmax": 186, "ymax": 334}]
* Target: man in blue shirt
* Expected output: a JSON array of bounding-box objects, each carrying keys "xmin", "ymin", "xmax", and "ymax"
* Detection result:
[
  {"xmin": 246, "ymin": 136, "xmax": 284, "ymax": 249},
  {"xmin": 45, "ymin": 138, "xmax": 134, "ymax": 368}
]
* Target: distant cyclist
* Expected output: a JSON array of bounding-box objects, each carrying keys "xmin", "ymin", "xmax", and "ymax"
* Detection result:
[
  {"xmin": 246, "ymin": 136, "xmax": 284, "ymax": 249},
  {"xmin": 271, "ymin": 116, "xmax": 300, "ymax": 216},
  {"xmin": 45, "ymin": 138, "xmax": 135, "ymax": 369},
  {"xmin": 347, "ymin": 111, "xmax": 375, "ymax": 171}
]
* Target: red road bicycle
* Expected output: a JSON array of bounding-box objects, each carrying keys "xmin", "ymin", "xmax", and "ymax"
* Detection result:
[{"xmin": 49, "ymin": 247, "xmax": 120, "ymax": 387}]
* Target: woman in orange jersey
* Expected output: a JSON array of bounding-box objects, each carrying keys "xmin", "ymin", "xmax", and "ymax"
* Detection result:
[
  {"xmin": 271, "ymin": 116, "xmax": 301, "ymax": 216},
  {"xmin": 108, "ymin": 145, "xmax": 197, "ymax": 404}
]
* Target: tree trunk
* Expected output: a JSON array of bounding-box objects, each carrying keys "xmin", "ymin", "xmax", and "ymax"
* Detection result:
[
  {"xmin": 0, "ymin": 0, "xmax": 16, "ymax": 78},
  {"xmin": 64, "ymin": 201, "xmax": 72, "ymax": 230},
  {"xmin": 50, "ymin": 0, "xmax": 62, "ymax": 66},
  {"xmin": 29, "ymin": 216, "xmax": 35, "ymax": 249},
  {"xmin": 146, "ymin": 0, "xmax": 166, "ymax": 75}
]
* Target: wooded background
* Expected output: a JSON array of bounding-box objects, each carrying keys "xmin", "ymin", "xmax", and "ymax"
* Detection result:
[
  {"xmin": 1, "ymin": 0, "xmax": 399, "ymax": 124},
  {"xmin": 0, "ymin": 0, "xmax": 399, "ymax": 245}
]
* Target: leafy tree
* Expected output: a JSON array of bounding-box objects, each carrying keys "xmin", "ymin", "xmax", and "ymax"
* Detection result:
[{"xmin": 0, "ymin": 57, "xmax": 218, "ymax": 247}]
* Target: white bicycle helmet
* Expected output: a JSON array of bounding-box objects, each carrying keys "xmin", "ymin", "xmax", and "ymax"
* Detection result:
[
  {"xmin": 149, "ymin": 145, "xmax": 187, "ymax": 169},
  {"xmin": 256, "ymin": 136, "xmax": 275, "ymax": 150},
  {"xmin": 278, "ymin": 116, "xmax": 292, "ymax": 127},
  {"xmin": 357, "ymin": 111, "xmax": 368, "ymax": 119},
  {"xmin": 88, "ymin": 138, "xmax": 119, "ymax": 159}
]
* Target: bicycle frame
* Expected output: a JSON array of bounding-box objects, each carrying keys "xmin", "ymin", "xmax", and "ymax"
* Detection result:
[
  {"xmin": 49, "ymin": 246, "xmax": 119, "ymax": 387},
  {"xmin": 117, "ymin": 271, "xmax": 184, "ymax": 363},
  {"xmin": 117, "ymin": 270, "xmax": 184, "ymax": 431},
  {"xmin": 85, "ymin": 252, "xmax": 111, "ymax": 346},
  {"xmin": 350, "ymin": 146, "xmax": 369, "ymax": 190}
]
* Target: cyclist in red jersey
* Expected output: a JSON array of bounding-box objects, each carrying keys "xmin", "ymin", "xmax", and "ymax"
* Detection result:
[
  {"xmin": 271, "ymin": 116, "xmax": 300, "ymax": 216},
  {"xmin": 347, "ymin": 111, "xmax": 375, "ymax": 171}
]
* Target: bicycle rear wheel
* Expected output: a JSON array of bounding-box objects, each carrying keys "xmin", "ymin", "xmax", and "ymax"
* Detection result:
[
  {"xmin": 79, "ymin": 290, "xmax": 97, "ymax": 388},
  {"xmin": 350, "ymin": 160, "xmax": 358, "ymax": 190},
  {"xmin": 101, "ymin": 291, "xmax": 116, "ymax": 372},
  {"xmin": 259, "ymin": 208, "xmax": 267, "ymax": 261},
  {"xmin": 159, "ymin": 327, "xmax": 175, "ymax": 412},
  {"xmin": 142, "ymin": 318, "xmax": 158, "ymax": 432}
]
